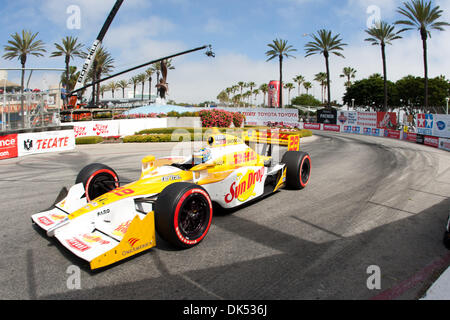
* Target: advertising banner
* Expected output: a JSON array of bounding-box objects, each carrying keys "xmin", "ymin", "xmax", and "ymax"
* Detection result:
[
  {"xmin": 337, "ymin": 111, "xmax": 357, "ymax": 126},
  {"xmin": 0, "ymin": 134, "xmax": 18, "ymax": 160},
  {"xmin": 377, "ymin": 112, "xmax": 398, "ymax": 129},
  {"xmin": 304, "ymin": 123, "xmax": 321, "ymax": 130},
  {"xmin": 357, "ymin": 112, "xmax": 377, "ymax": 128},
  {"xmin": 423, "ymin": 135, "xmax": 439, "ymax": 148},
  {"xmin": 222, "ymin": 107, "xmax": 299, "ymax": 127},
  {"xmin": 439, "ymin": 137, "xmax": 450, "ymax": 151},
  {"xmin": 432, "ymin": 114, "xmax": 450, "ymax": 139},
  {"xmin": 416, "ymin": 113, "xmax": 434, "ymax": 136},
  {"xmin": 268, "ymin": 81, "xmax": 280, "ymax": 108},
  {"xmin": 403, "ymin": 132, "xmax": 417, "ymax": 142},
  {"xmin": 18, "ymin": 130, "xmax": 75, "ymax": 157},
  {"xmin": 317, "ymin": 108, "xmax": 337, "ymax": 124},
  {"xmin": 67, "ymin": 121, "xmax": 120, "ymax": 138},
  {"xmin": 384, "ymin": 129, "xmax": 401, "ymax": 139},
  {"xmin": 323, "ymin": 124, "xmax": 340, "ymax": 132}
]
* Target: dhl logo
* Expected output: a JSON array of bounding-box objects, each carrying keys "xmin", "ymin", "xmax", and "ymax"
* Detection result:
[{"xmin": 225, "ymin": 167, "xmax": 265, "ymax": 203}]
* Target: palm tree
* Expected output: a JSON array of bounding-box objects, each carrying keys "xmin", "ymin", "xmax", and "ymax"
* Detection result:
[
  {"xmin": 247, "ymin": 81, "xmax": 256, "ymax": 105},
  {"xmin": 136, "ymin": 73, "xmax": 147, "ymax": 101},
  {"xmin": 314, "ymin": 72, "xmax": 328, "ymax": 103},
  {"xmin": 50, "ymin": 36, "xmax": 84, "ymax": 104},
  {"xmin": 108, "ymin": 81, "xmax": 118, "ymax": 99},
  {"xmin": 303, "ymin": 82, "xmax": 312, "ymax": 95},
  {"xmin": 253, "ymin": 89, "xmax": 260, "ymax": 106},
  {"xmin": 60, "ymin": 66, "xmax": 80, "ymax": 91},
  {"xmin": 284, "ymin": 83, "xmax": 295, "ymax": 105},
  {"xmin": 117, "ymin": 80, "xmax": 129, "ymax": 99},
  {"xmin": 259, "ymin": 83, "xmax": 269, "ymax": 106},
  {"xmin": 396, "ymin": 0, "xmax": 449, "ymax": 109},
  {"xmin": 87, "ymin": 45, "xmax": 114, "ymax": 106},
  {"xmin": 129, "ymin": 76, "xmax": 140, "ymax": 99},
  {"xmin": 305, "ymin": 29, "xmax": 347, "ymax": 107},
  {"xmin": 293, "ymin": 75, "xmax": 305, "ymax": 96},
  {"xmin": 265, "ymin": 38, "xmax": 297, "ymax": 108},
  {"xmin": 365, "ymin": 21, "xmax": 404, "ymax": 111},
  {"xmin": 145, "ymin": 67, "xmax": 154, "ymax": 101},
  {"xmin": 340, "ymin": 67, "xmax": 357, "ymax": 89},
  {"xmin": 3, "ymin": 30, "xmax": 46, "ymax": 127}
]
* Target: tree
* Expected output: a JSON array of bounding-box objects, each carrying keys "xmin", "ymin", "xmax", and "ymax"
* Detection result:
[
  {"xmin": 247, "ymin": 82, "xmax": 256, "ymax": 105},
  {"xmin": 145, "ymin": 67, "xmax": 154, "ymax": 101},
  {"xmin": 303, "ymin": 82, "xmax": 312, "ymax": 94},
  {"xmin": 86, "ymin": 45, "xmax": 114, "ymax": 106},
  {"xmin": 50, "ymin": 36, "xmax": 84, "ymax": 104},
  {"xmin": 136, "ymin": 73, "xmax": 147, "ymax": 101},
  {"xmin": 284, "ymin": 82, "xmax": 295, "ymax": 105},
  {"xmin": 108, "ymin": 81, "xmax": 118, "ymax": 99},
  {"xmin": 396, "ymin": 0, "xmax": 449, "ymax": 110},
  {"xmin": 129, "ymin": 76, "xmax": 140, "ymax": 99},
  {"xmin": 3, "ymin": 30, "xmax": 46, "ymax": 127},
  {"xmin": 253, "ymin": 89, "xmax": 260, "ymax": 106},
  {"xmin": 259, "ymin": 83, "xmax": 269, "ymax": 106},
  {"xmin": 60, "ymin": 66, "xmax": 80, "ymax": 91},
  {"xmin": 305, "ymin": 29, "xmax": 347, "ymax": 107},
  {"xmin": 340, "ymin": 67, "xmax": 357, "ymax": 89},
  {"xmin": 293, "ymin": 75, "xmax": 305, "ymax": 96},
  {"xmin": 365, "ymin": 21, "xmax": 404, "ymax": 111},
  {"xmin": 314, "ymin": 72, "xmax": 328, "ymax": 103},
  {"xmin": 117, "ymin": 80, "xmax": 129, "ymax": 99},
  {"xmin": 265, "ymin": 38, "xmax": 297, "ymax": 108},
  {"xmin": 343, "ymin": 74, "xmax": 398, "ymax": 110},
  {"xmin": 292, "ymin": 94, "xmax": 322, "ymax": 107}
]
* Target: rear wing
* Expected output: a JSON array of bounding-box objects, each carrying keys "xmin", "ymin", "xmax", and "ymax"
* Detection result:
[{"xmin": 243, "ymin": 129, "xmax": 300, "ymax": 152}]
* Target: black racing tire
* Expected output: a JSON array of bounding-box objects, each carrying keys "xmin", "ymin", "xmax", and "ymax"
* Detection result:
[
  {"xmin": 281, "ymin": 151, "xmax": 311, "ymax": 190},
  {"xmin": 444, "ymin": 232, "xmax": 450, "ymax": 250},
  {"xmin": 154, "ymin": 182, "xmax": 213, "ymax": 249},
  {"xmin": 75, "ymin": 163, "xmax": 119, "ymax": 202}
]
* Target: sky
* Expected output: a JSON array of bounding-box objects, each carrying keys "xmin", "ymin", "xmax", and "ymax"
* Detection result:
[{"xmin": 0, "ymin": 0, "xmax": 449, "ymax": 105}]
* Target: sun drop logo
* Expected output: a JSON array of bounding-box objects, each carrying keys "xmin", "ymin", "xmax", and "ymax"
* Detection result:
[{"xmin": 225, "ymin": 168, "xmax": 265, "ymax": 203}]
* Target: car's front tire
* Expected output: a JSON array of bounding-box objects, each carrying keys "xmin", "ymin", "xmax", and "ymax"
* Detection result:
[
  {"xmin": 282, "ymin": 151, "xmax": 311, "ymax": 189},
  {"xmin": 444, "ymin": 232, "xmax": 450, "ymax": 250},
  {"xmin": 154, "ymin": 183, "xmax": 213, "ymax": 249},
  {"xmin": 76, "ymin": 163, "xmax": 119, "ymax": 202}
]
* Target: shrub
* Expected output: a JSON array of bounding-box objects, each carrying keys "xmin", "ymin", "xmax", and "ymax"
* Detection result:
[
  {"xmin": 199, "ymin": 109, "xmax": 234, "ymax": 128},
  {"xmin": 233, "ymin": 112, "xmax": 245, "ymax": 128},
  {"xmin": 76, "ymin": 136, "xmax": 104, "ymax": 145}
]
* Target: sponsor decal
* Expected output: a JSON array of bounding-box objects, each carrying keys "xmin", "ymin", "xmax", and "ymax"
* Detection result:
[
  {"xmin": 96, "ymin": 208, "xmax": 110, "ymax": 216},
  {"xmin": 122, "ymin": 241, "xmax": 151, "ymax": 257},
  {"xmin": 127, "ymin": 238, "xmax": 140, "ymax": 247},
  {"xmin": 161, "ymin": 175, "xmax": 181, "ymax": 182},
  {"xmin": 35, "ymin": 137, "xmax": 69, "ymax": 150},
  {"xmin": 112, "ymin": 220, "xmax": 132, "ymax": 237},
  {"xmin": 437, "ymin": 121, "xmax": 446, "ymax": 131},
  {"xmin": 66, "ymin": 237, "xmax": 91, "ymax": 252},
  {"xmin": 73, "ymin": 126, "xmax": 88, "ymax": 138},
  {"xmin": 234, "ymin": 150, "xmax": 257, "ymax": 165},
  {"xmin": 323, "ymin": 124, "xmax": 340, "ymax": 132},
  {"xmin": 343, "ymin": 125, "xmax": 352, "ymax": 133},
  {"xmin": 38, "ymin": 216, "xmax": 54, "ymax": 226},
  {"xmin": 352, "ymin": 126, "xmax": 361, "ymax": 134},
  {"xmin": 225, "ymin": 167, "xmax": 265, "ymax": 203},
  {"xmin": 23, "ymin": 139, "xmax": 33, "ymax": 151},
  {"xmin": 93, "ymin": 123, "xmax": 109, "ymax": 136},
  {"xmin": 439, "ymin": 138, "xmax": 450, "ymax": 151},
  {"xmin": 82, "ymin": 233, "xmax": 110, "ymax": 245}
]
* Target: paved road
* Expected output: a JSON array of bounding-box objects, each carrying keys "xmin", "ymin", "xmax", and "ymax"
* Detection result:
[{"xmin": 0, "ymin": 132, "xmax": 449, "ymax": 300}]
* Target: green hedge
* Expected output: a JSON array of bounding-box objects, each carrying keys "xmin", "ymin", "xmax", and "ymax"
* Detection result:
[{"xmin": 75, "ymin": 136, "xmax": 104, "ymax": 145}]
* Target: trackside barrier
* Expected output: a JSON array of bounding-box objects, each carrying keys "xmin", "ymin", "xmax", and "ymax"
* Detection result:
[
  {"xmin": 301, "ymin": 123, "xmax": 449, "ymax": 152},
  {"xmin": 0, "ymin": 127, "xmax": 75, "ymax": 160}
]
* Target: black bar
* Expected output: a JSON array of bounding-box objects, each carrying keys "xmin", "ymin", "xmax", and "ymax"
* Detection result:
[
  {"xmin": 70, "ymin": 45, "xmax": 208, "ymax": 95},
  {"xmin": 97, "ymin": 0, "xmax": 124, "ymax": 41}
]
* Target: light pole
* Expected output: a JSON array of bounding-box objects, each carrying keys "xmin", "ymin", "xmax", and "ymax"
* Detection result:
[
  {"xmin": 351, "ymin": 98, "xmax": 355, "ymax": 111},
  {"xmin": 446, "ymin": 97, "xmax": 449, "ymax": 115}
]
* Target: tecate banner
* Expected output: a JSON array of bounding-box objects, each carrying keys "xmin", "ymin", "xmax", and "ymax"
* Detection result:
[
  {"xmin": 18, "ymin": 130, "xmax": 75, "ymax": 157},
  {"xmin": 0, "ymin": 134, "xmax": 18, "ymax": 160}
]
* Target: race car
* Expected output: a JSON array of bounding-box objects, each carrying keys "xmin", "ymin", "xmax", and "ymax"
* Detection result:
[{"xmin": 31, "ymin": 129, "xmax": 311, "ymax": 269}]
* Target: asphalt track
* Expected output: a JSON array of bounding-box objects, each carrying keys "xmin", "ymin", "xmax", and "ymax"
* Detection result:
[{"xmin": 0, "ymin": 131, "xmax": 449, "ymax": 300}]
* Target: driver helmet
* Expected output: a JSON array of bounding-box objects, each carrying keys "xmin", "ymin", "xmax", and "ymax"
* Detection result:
[{"xmin": 192, "ymin": 147, "xmax": 211, "ymax": 165}]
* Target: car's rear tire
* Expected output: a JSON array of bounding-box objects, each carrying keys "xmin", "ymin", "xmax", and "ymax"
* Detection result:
[
  {"xmin": 154, "ymin": 183, "xmax": 213, "ymax": 249},
  {"xmin": 282, "ymin": 151, "xmax": 311, "ymax": 190},
  {"xmin": 76, "ymin": 163, "xmax": 119, "ymax": 202}
]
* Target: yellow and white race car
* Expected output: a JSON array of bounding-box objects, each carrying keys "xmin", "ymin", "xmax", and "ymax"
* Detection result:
[{"xmin": 31, "ymin": 129, "xmax": 311, "ymax": 269}]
